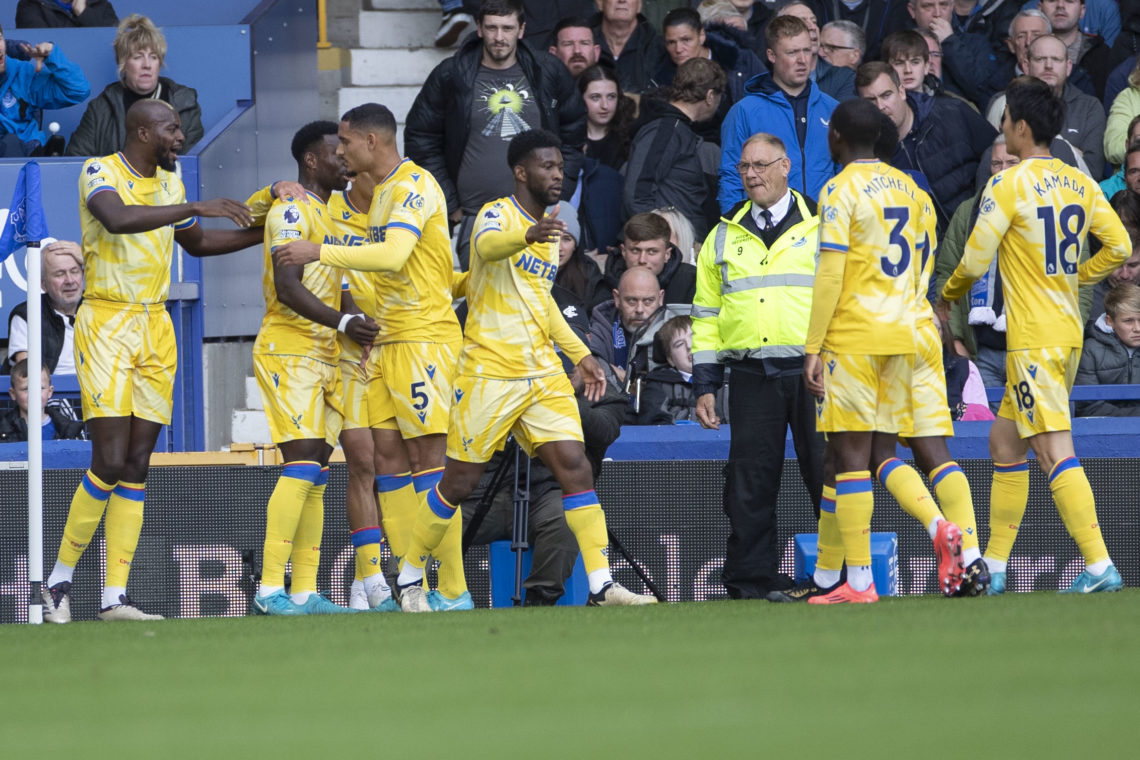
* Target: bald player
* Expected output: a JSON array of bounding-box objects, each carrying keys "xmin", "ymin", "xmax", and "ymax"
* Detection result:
[{"xmin": 42, "ymin": 100, "xmax": 261, "ymax": 622}]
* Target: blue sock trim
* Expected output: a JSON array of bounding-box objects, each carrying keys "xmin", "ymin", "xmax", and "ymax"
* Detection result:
[
  {"xmin": 351, "ymin": 526, "xmax": 383, "ymax": 547},
  {"xmin": 820, "ymin": 495, "xmax": 837, "ymax": 514},
  {"xmin": 876, "ymin": 457, "xmax": 903, "ymax": 484},
  {"xmin": 282, "ymin": 461, "xmax": 322, "ymax": 484},
  {"xmin": 377, "ymin": 473, "xmax": 413, "ymax": 493},
  {"xmin": 930, "ymin": 463, "xmax": 963, "ymax": 489},
  {"xmin": 81, "ymin": 472, "xmax": 114, "ymax": 500},
  {"xmin": 562, "ymin": 490, "xmax": 599, "ymax": 511},
  {"xmin": 111, "ymin": 483, "xmax": 145, "ymax": 502},
  {"xmin": 426, "ymin": 486, "xmax": 456, "ymax": 520},
  {"xmin": 994, "ymin": 460, "xmax": 1029, "ymax": 474},
  {"xmin": 413, "ymin": 468, "xmax": 444, "ymax": 494},
  {"xmin": 1048, "ymin": 456, "xmax": 1081, "ymax": 484},
  {"xmin": 835, "ymin": 477, "xmax": 873, "ymax": 496}
]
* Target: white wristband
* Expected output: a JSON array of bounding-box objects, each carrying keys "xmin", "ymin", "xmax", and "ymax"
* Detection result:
[{"xmin": 338, "ymin": 313, "xmax": 361, "ymax": 333}]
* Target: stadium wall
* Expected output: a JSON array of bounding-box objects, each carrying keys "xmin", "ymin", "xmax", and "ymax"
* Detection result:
[{"xmin": 2, "ymin": 455, "xmax": 1136, "ymax": 622}]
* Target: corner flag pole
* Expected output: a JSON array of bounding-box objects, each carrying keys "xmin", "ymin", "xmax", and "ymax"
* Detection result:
[
  {"xmin": 1, "ymin": 161, "xmax": 50, "ymax": 624},
  {"xmin": 27, "ymin": 240, "xmax": 44, "ymax": 625}
]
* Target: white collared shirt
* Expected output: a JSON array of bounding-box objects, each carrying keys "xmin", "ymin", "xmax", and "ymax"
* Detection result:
[{"xmin": 750, "ymin": 189, "xmax": 792, "ymax": 231}]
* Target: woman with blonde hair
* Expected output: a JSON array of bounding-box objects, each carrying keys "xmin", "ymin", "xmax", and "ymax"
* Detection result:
[{"xmin": 66, "ymin": 14, "xmax": 203, "ymax": 156}]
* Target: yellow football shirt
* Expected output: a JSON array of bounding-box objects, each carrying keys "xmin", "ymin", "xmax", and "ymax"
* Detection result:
[
  {"xmin": 914, "ymin": 186, "xmax": 940, "ymax": 326},
  {"xmin": 327, "ymin": 189, "xmax": 372, "ymax": 364},
  {"xmin": 460, "ymin": 196, "xmax": 588, "ymax": 379},
  {"xmin": 78, "ymin": 152, "xmax": 195, "ymax": 304},
  {"xmin": 320, "ymin": 159, "xmax": 460, "ymax": 345},
  {"xmin": 810, "ymin": 159, "xmax": 929, "ymax": 354},
  {"xmin": 943, "ymin": 156, "xmax": 1131, "ymax": 350},
  {"xmin": 253, "ymin": 192, "xmax": 343, "ymax": 365}
]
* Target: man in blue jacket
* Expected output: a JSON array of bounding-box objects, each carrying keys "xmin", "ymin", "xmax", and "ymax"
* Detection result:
[
  {"xmin": 0, "ymin": 24, "xmax": 89, "ymax": 156},
  {"xmin": 718, "ymin": 15, "xmax": 838, "ymax": 213}
]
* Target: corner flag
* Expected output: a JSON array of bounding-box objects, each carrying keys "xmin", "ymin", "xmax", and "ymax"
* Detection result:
[{"xmin": 0, "ymin": 161, "xmax": 50, "ymax": 261}]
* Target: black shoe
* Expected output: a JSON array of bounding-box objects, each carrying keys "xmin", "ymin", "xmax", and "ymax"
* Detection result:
[
  {"xmin": 766, "ymin": 577, "xmax": 840, "ymax": 603},
  {"xmin": 435, "ymin": 10, "xmax": 473, "ymax": 48},
  {"xmin": 955, "ymin": 558, "xmax": 991, "ymax": 597}
]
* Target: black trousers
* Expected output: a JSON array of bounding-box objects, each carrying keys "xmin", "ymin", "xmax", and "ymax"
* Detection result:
[{"xmin": 721, "ymin": 371, "xmax": 825, "ymax": 599}]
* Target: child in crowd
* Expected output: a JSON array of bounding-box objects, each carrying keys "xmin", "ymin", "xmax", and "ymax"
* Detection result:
[
  {"xmin": 0, "ymin": 359, "xmax": 85, "ymax": 442},
  {"xmin": 1076, "ymin": 282, "xmax": 1140, "ymax": 417}
]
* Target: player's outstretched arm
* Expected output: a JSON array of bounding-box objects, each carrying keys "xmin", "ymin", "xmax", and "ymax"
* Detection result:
[
  {"xmin": 87, "ymin": 191, "xmax": 253, "ymax": 235},
  {"xmin": 274, "ymin": 227, "xmax": 418, "ymax": 272}
]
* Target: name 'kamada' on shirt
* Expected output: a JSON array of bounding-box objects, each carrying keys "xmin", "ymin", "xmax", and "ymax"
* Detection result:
[{"xmin": 1032, "ymin": 172, "xmax": 1086, "ymax": 198}]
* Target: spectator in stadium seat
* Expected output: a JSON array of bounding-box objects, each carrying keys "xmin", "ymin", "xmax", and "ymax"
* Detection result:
[
  {"xmin": 941, "ymin": 8, "xmax": 1049, "ymax": 112},
  {"xmin": 3, "ymin": 240, "xmax": 82, "ymax": 377},
  {"xmin": 653, "ymin": 205, "xmax": 698, "ymax": 264},
  {"xmin": 653, "ymin": 7, "xmax": 765, "ymax": 119},
  {"xmin": 1037, "ymin": 0, "xmax": 1112, "ymax": 100},
  {"xmin": 633, "ymin": 314, "xmax": 729, "ymax": 424},
  {"xmin": 777, "ymin": 1, "xmax": 857, "ymax": 101},
  {"xmin": 882, "ymin": 29, "xmax": 966, "ymax": 103},
  {"xmin": 1086, "ymin": 186, "xmax": 1140, "ymax": 324},
  {"xmin": 625, "ymin": 57, "xmax": 726, "ymax": 240},
  {"xmin": 1022, "ymin": 0, "xmax": 1121, "ymax": 48},
  {"xmin": 1100, "ymin": 116, "xmax": 1140, "ymax": 198},
  {"xmin": 579, "ymin": 64, "xmax": 633, "ymax": 169},
  {"xmin": 589, "ymin": 265, "xmax": 668, "ymax": 392},
  {"xmin": 718, "ymin": 15, "xmax": 838, "ymax": 211},
  {"xmin": 983, "ymin": 35, "xmax": 1106, "ymax": 178},
  {"xmin": 549, "ymin": 15, "xmax": 601, "ymax": 77},
  {"xmin": 1076, "ymin": 282, "xmax": 1140, "ymax": 417},
  {"xmin": 589, "ymin": 0, "xmax": 668, "ymax": 94},
  {"xmin": 65, "ymin": 15, "xmax": 204, "ymax": 158},
  {"xmin": 0, "ymin": 22, "xmax": 89, "ymax": 157},
  {"xmin": 807, "ymin": 0, "xmax": 910, "ymax": 61},
  {"xmin": 1105, "ymin": 57, "xmax": 1140, "ymax": 167},
  {"xmin": 406, "ymin": 0, "xmax": 585, "ymax": 269},
  {"xmin": 603, "ymin": 212, "xmax": 697, "ymax": 306},
  {"xmin": 0, "ymin": 361, "xmax": 85, "ymax": 443},
  {"xmin": 16, "ymin": 0, "xmax": 118, "ymax": 28},
  {"xmin": 857, "ymin": 61, "xmax": 996, "ymax": 231},
  {"xmin": 692, "ymin": 130, "xmax": 824, "ymax": 601},
  {"xmin": 915, "ymin": 0, "xmax": 1019, "ymax": 103},
  {"xmin": 818, "ymin": 20, "xmax": 865, "ymax": 70}
]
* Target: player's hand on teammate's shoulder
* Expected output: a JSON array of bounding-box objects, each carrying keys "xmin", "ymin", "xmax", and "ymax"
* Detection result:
[
  {"xmin": 194, "ymin": 198, "xmax": 255, "ymax": 228},
  {"xmin": 577, "ymin": 354, "xmax": 607, "ymax": 402},
  {"xmin": 344, "ymin": 314, "xmax": 379, "ymax": 346},
  {"xmin": 525, "ymin": 204, "xmax": 567, "ymax": 245},
  {"xmin": 273, "ymin": 240, "xmax": 321, "ymax": 267},
  {"xmin": 271, "ymin": 180, "xmax": 308, "ymax": 203}
]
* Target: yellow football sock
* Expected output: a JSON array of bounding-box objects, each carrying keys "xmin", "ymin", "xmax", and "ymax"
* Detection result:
[
  {"xmin": 57, "ymin": 470, "xmax": 116, "ymax": 568},
  {"xmin": 930, "ymin": 462, "xmax": 979, "ymax": 552},
  {"xmin": 104, "ymin": 481, "xmax": 145, "ymax": 589},
  {"xmin": 351, "ymin": 526, "xmax": 383, "ymax": 579},
  {"xmin": 261, "ymin": 461, "xmax": 320, "ymax": 589},
  {"xmin": 985, "ymin": 461, "xmax": 1029, "ymax": 563},
  {"xmin": 1049, "ymin": 457, "xmax": 1110, "ymax": 565},
  {"xmin": 404, "ymin": 484, "xmax": 455, "ymax": 571},
  {"xmin": 877, "ymin": 458, "xmax": 941, "ymax": 530},
  {"xmin": 836, "ymin": 472, "xmax": 874, "ymax": 567},
  {"xmin": 816, "ymin": 485, "xmax": 844, "ymax": 571},
  {"xmin": 290, "ymin": 467, "xmax": 328, "ymax": 595},
  {"xmin": 414, "ymin": 468, "xmax": 466, "ymax": 598},
  {"xmin": 377, "ymin": 472, "xmax": 416, "ymax": 560},
  {"xmin": 562, "ymin": 490, "xmax": 610, "ymax": 575}
]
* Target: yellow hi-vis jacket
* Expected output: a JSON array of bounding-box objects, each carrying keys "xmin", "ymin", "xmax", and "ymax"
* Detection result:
[{"xmin": 691, "ymin": 192, "xmax": 818, "ymax": 381}]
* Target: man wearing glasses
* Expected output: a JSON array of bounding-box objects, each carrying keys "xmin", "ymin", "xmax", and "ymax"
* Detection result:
[
  {"xmin": 692, "ymin": 132, "xmax": 825, "ymax": 601},
  {"xmin": 818, "ymin": 21, "xmax": 865, "ymax": 70}
]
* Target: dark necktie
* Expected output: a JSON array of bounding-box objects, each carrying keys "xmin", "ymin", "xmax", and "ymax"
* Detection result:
[{"xmin": 760, "ymin": 209, "xmax": 774, "ymax": 230}]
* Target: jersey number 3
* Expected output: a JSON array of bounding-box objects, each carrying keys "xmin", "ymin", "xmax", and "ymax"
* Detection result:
[
  {"xmin": 1037, "ymin": 204, "xmax": 1084, "ymax": 276},
  {"xmin": 881, "ymin": 207, "xmax": 911, "ymax": 277}
]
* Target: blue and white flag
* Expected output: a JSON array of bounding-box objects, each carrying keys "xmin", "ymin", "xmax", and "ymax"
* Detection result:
[{"xmin": 0, "ymin": 162, "xmax": 50, "ymax": 262}]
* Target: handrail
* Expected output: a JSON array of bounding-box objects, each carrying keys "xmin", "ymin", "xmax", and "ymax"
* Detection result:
[{"xmin": 317, "ymin": 0, "xmax": 331, "ymax": 49}]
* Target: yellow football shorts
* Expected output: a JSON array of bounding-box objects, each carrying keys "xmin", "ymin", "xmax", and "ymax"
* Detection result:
[
  {"xmin": 817, "ymin": 351, "xmax": 913, "ymax": 434},
  {"xmin": 998, "ymin": 346, "xmax": 1079, "ymax": 438},
  {"xmin": 365, "ymin": 341, "xmax": 458, "ymax": 437},
  {"xmin": 339, "ymin": 356, "xmax": 397, "ymax": 431},
  {"xmin": 446, "ymin": 372, "xmax": 583, "ymax": 462},
  {"xmin": 254, "ymin": 353, "xmax": 343, "ymax": 445},
  {"xmin": 74, "ymin": 299, "xmax": 176, "ymax": 424},
  {"xmin": 902, "ymin": 320, "xmax": 954, "ymax": 439}
]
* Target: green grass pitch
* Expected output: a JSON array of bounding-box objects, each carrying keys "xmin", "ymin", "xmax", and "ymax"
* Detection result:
[{"xmin": 2, "ymin": 591, "xmax": 1138, "ymax": 759}]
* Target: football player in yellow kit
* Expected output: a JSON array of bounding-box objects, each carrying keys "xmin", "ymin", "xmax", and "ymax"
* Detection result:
[
  {"xmin": 938, "ymin": 77, "xmax": 1131, "ymax": 594},
  {"xmin": 43, "ymin": 100, "xmax": 260, "ymax": 622}
]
